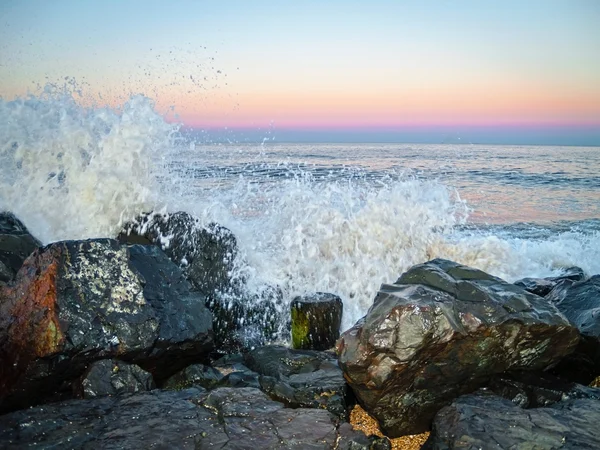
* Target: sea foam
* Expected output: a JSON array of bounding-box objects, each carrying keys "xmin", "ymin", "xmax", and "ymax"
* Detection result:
[{"xmin": 1, "ymin": 90, "xmax": 598, "ymax": 332}]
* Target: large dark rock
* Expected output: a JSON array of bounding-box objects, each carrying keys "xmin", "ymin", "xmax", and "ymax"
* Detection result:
[
  {"xmin": 337, "ymin": 259, "xmax": 580, "ymax": 437},
  {"xmin": 0, "ymin": 387, "xmax": 375, "ymax": 449},
  {"xmin": 0, "ymin": 212, "xmax": 41, "ymax": 283},
  {"xmin": 119, "ymin": 211, "xmax": 283, "ymax": 352},
  {"xmin": 514, "ymin": 266, "xmax": 586, "ymax": 297},
  {"xmin": 118, "ymin": 211, "xmax": 238, "ymax": 294},
  {"xmin": 424, "ymin": 392, "xmax": 600, "ymax": 449},
  {"xmin": 0, "ymin": 239, "xmax": 212, "ymax": 413},
  {"xmin": 487, "ymin": 370, "xmax": 600, "ymax": 408},
  {"xmin": 75, "ymin": 359, "xmax": 155, "ymax": 399},
  {"xmin": 546, "ymin": 275, "xmax": 600, "ymax": 384},
  {"xmin": 291, "ymin": 292, "xmax": 343, "ymax": 351},
  {"xmin": 244, "ymin": 345, "xmax": 353, "ymax": 420}
]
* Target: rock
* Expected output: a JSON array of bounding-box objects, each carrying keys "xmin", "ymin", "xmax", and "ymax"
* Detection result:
[
  {"xmin": 487, "ymin": 370, "xmax": 600, "ymax": 408},
  {"xmin": 75, "ymin": 359, "xmax": 155, "ymax": 399},
  {"xmin": 244, "ymin": 345, "xmax": 353, "ymax": 420},
  {"xmin": 513, "ymin": 277, "xmax": 556, "ymax": 297},
  {"xmin": 119, "ymin": 211, "xmax": 283, "ymax": 352},
  {"xmin": 546, "ymin": 275, "xmax": 600, "ymax": 384},
  {"xmin": 0, "ymin": 387, "xmax": 365, "ymax": 449},
  {"xmin": 337, "ymin": 259, "xmax": 580, "ymax": 437},
  {"xmin": 291, "ymin": 292, "xmax": 343, "ymax": 351},
  {"xmin": 513, "ymin": 266, "xmax": 586, "ymax": 298},
  {"xmin": 546, "ymin": 275, "xmax": 600, "ymax": 338},
  {"xmin": 336, "ymin": 422, "xmax": 392, "ymax": 450},
  {"xmin": 209, "ymin": 284, "xmax": 284, "ymax": 353},
  {"xmin": 0, "ymin": 239, "xmax": 212, "ymax": 413},
  {"xmin": 424, "ymin": 392, "xmax": 600, "ymax": 449},
  {"xmin": 118, "ymin": 211, "xmax": 238, "ymax": 294},
  {"xmin": 548, "ymin": 266, "xmax": 586, "ymax": 283},
  {"xmin": 0, "ymin": 212, "xmax": 41, "ymax": 282},
  {"xmin": 163, "ymin": 363, "xmax": 225, "ymax": 390}
]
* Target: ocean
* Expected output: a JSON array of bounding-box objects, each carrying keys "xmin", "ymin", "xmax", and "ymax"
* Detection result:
[{"xmin": 1, "ymin": 92, "xmax": 599, "ymax": 332}]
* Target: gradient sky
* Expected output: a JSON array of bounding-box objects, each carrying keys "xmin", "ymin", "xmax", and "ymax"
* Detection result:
[{"xmin": 1, "ymin": 0, "xmax": 599, "ymax": 144}]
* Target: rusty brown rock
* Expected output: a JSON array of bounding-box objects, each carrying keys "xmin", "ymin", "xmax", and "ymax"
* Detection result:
[
  {"xmin": 337, "ymin": 259, "xmax": 580, "ymax": 437},
  {"xmin": 0, "ymin": 239, "xmax": 212, "ymax": 413}
]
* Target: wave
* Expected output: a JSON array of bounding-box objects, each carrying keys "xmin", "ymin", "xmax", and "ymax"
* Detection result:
[{"xmin": 1, "ymin": 89, "xmax": 598, "ymax": 331}]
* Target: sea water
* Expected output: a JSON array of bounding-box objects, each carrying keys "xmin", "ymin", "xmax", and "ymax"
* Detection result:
[{"xmin": 1, "ymin": 91, "xmax": 599, "ymax": 332}]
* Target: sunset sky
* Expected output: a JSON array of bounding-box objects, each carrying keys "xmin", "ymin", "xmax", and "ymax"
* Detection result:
[{"xmin": 1, "ymin": 0, "xmax": 599, "ymax": 144}]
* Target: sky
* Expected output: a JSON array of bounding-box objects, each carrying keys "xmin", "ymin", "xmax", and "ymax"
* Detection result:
[{"xmin": 1, "ymin": 0, "xmax": 599, "ymax": 145}]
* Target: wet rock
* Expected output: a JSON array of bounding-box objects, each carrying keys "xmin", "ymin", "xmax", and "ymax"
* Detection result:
[
  {"xmin": 244, "ymin": 345, "xmax": 352, "ymax": 419},
  {"xmin": 513, "ymin": 277, "xmax": 556, "ymax": 297},
  {"xmin": 0, "ymin": 212, "xmax": 41, "ymax": 282},
  {"xmin": 0, "ymin": 388, "xmax": 211, "ymax": 449},
  {"xmin": 424, "ymin": 392, "xmax": 600, "ymax": 449},
  {"xmin": 546, "ymin": 275, "xmax": 600, "ymax": 383},
  {"xmin": 547, "ymin": 275, "xmax": 600, "ymax": 338},
  {"xmin": 548, "ymin": 266, "xmax": 586, "ymax": 283},
  {"xmin": 337, "ymin": 259, "xmax": 580, "ymax": 437},
  {"xmin": 119, "ymin": 211, "xmax": 283, "ymax": 352},
  {"xmin": 0, "ymin": 239, "xmax": 212, "ymax": 413},
  {"xmin": 209, "ymin": 284, "xmax": 284, "ymax": 353},
  {"xmin": 291, "ymin": 292, "xmax": 343, "ymax": 351},
  {"xmin": 487, "ymin": 370, "xmax": 600, "ymax": 408},
  {"xmin": 514, "ymin": 266, "xmax": 586, "ymax": 297},
  {"xmin": 118, "ymin": 211, "xmax": 238, "ymax": 294},
  {"xmin": 163, "ymin": 363, "xmax": 224, "ymax": 390},
  {"xmin": 335, "ymin": 423, "xmax": 392, "ymax": 450},
  {"xmin": 199, "ymin": 387, "xmax": 341, "ymax": 449},
  {"xmin": 0, "ymin": 385, "xmax": 378, "ymax": 449},
  {"xmin": 75, "ymin": 359, "xmax": 155, "ymax": 399}
]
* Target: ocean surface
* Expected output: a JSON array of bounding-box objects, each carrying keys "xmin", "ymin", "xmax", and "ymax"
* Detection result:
[{"xmin": 1, "ymin": 92, "xmax": 599, "ymax": 332}]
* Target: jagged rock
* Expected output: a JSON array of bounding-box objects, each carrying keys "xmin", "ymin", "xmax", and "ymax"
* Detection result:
[
  {"xmin": 163, "ymin": 363, "xmax": 225, "ymax": 390},
  {"xmin": 546, "ymin": 275, "xmax": 600, "ymax": 384},
  {"xmin": 0, "ymin": 387, "xmax": 370, "ymax": 449},
  {"xmin": 119, "ymin": 211, "xmax": 283, "ymax": 352},
  {"xmin": 118, "ymin": 211, "xmax": 238, "ymax": 294},
  {"xmin": 487, "ymin": 371, "xmax": 600, "ymax": 408},
  {"xmin": 0, "ymin": 212, "xmax": 41, "ymax": 282},
  {"xmin": 514, "ymin": 266, "xmax": 586, "ymax": 297},
  {"xmin": 291, "ymin": 292, "xmax": 343, "ymax": 351},
  {"xmin": 75, "ymin": 359, "xmax": 155, "ymax": 399},
  {"xmin": 337, "ymin": 423, "xmax": 392, "ymax": 450},
  {"xmin": 549, "ymin": 266, "xmax": 587, "ymax": 283},
  {"xmin": 209, "ymin": 284, "xmax": 284, "ymax": 353},
  {"xmin": 337, "ymin": 259, "xmax": 580, "ymax": 437},
  {"xmin": 244, "ymin": 345, "xmax": 352, "ymax": 419},
  {"xmin": 424, "ymin": 392, "xmax": 600, "ymax": 449},
  {"xmin": 513, "ymin": 277, "xmax": 557, "ymax": 297},
  {"xmin": 0, "ymin": 239, "xmax": 212, "ymax": 413}
]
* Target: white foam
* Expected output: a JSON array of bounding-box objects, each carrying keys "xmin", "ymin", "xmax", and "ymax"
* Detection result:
[
  {"xmin": 1, "ymin": 90, "xmax": 598, "ymax": 333},
  {"xmin": 0, "ymin": 88, "xmax": 176, "ymax": 243}
]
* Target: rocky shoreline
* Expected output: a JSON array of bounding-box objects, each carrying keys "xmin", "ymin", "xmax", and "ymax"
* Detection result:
[{"xmin": 1, "ymin": 210, "xmax": 599, "ymax": 449}]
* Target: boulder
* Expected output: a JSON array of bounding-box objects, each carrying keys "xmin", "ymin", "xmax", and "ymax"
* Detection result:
[
  {"xmin": 118, "ymin": 211, "xmax": 238, "ymax": 294},
  {"xmin": 0, "ymin": 212, "xmax": 41, "ymax": 283},
  {"xmin": 163, "ymin": 363, "xmax": 225, "ymax": 390},
  {"xmin": 424, "ymin": 392, "xmax": 600, "ymax": 449},
  {"xmin": 546, "ymin": 275, "xmax": 600, "ymax": 383},
  {"xmin": 487, "ymin": 370, "xmax": 600, "ymax": 408},
  {"xmin": 337, "ymin": 259, "xmax": 580, "ymax": 437},
  {"xmin": 119, "ymin": 211, "xmax": 283, "ymax": 352},
  {"xmin": 291, "ymin": 292, "xmax": 343, "ymax": 351},
  {"xmin": 244, "ymin": 345, "xmax": 353, "ymax": 420},
  {"xmin": 75, "ymin": 359, "xmax": 155, "ymax": 399},
  {"xmin": 513, "ymin": 277, "xmax": 556, "ymax": 297},
  {"xmin": 209, "ymin": 284, "xmax": 284, "ymax": 353},
  {"xmin": 514, "ymin": 266, "xmax": 586, "ymax": 297},
  {"xmin": 0, "ymin": 239, "xmax": 212, "ymax": 413},
  {"xmin": 0, "ymin": 387, "xmax": 373, "ymax": 449}
]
